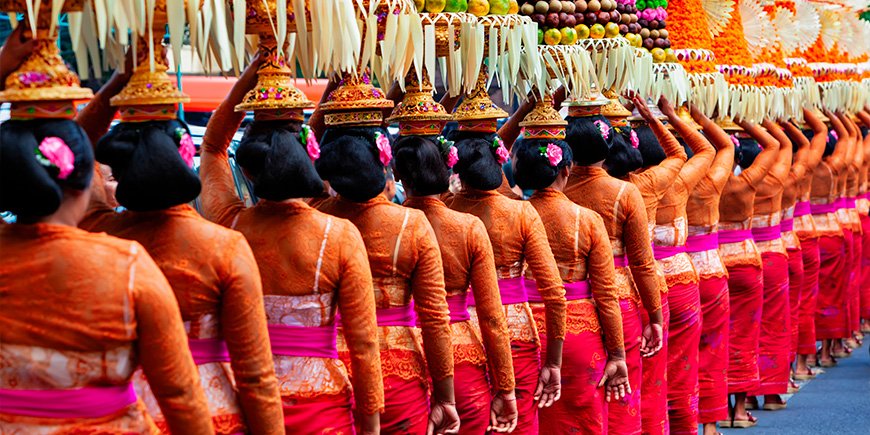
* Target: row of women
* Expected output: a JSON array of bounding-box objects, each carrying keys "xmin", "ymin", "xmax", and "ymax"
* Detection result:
[{"xmin": 2, "ymin": 27, "xmax": 870, "ymax": 434}]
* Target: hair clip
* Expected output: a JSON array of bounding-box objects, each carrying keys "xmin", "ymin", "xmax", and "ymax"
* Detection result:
[
  {"xmin": 436, "ymin": 136, "xmax": 458, "ymax": 168},
  {"xmin": 301, "ymin": 125, "xmax": 320, "ymax": 161},
  {"xmin": 175, "ymin": 127, "xmax": 195, "ymax": 168},
  {"xmin": 375, "ymin": 131, "xmax": 392, "ymax": 166},
  {"xmin": 593, "ymin": 120, "xmax": 610, "ymax": 140},
  {"xmin": 539, "ymin": 143, "xmax": 563, "ymax": 167},
  {"xmin": 34, "ymin": 137, "xmax": 75, "ymax": 180},
  {"xmin": 492, "ymin": 137, "xmax": 509, "ymax": 164}
]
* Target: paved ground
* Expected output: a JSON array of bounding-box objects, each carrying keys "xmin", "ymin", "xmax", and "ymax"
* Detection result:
[{"xmin": 718, "ymin": 341, "xmax": 870, "ymax": 434}]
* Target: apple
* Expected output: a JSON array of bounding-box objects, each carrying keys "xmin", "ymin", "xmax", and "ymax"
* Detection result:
[
  {"xmin": 564, "ymin": 14, "xmax": 577, "ymax": 27},
  {"xmin": 546, "ymin": 12, "xmax": 561, "ymax": 27},
  {"xmin": 662, "ymin": 39, "xmax": 671, "ymax": 49},
  {"xmin": 597, "ymin": 11, "xmax": 609, "ymax": 22},
  {"xmin": 649, "ymin": 20, "xmax": 659, "ymax": 29},
  {"xmin": 531, "ymin": 13, "xmax": 546, "ymax": 25},
  {"xmin": 610, "ymin": 11, "xmax": 620, "ymax": 23},
  {"xmin": 585, "ymin": 12, "xmax": 598, "ymax": 24},
  {"xmin": 643, "ymin": 37, "xmax": 654, "ymax": 50},
  {"xmin": 619, "ymin": 23, "xmax": 628, "ymax": 34},
  {"xmin": 538, "ymin": 28, "xmax": 544, "ymax": 44}
]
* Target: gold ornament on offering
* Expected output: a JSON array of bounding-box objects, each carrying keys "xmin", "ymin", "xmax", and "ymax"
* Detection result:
[
  {"xmin": 519, "ymin": 97, "xmax": 568, "ymax": 140},
  {"xmin": 320, "ymin": 71, "xmax": 394, "ymax": 128},
  {"xmin": 387, "ymin": 68, "xmax": 453, "ymax": 136},
  {"xmin": 453, "ymin": 69, "xmax": 508, "ymax": 132},
  {"xmin": 0, "ymin": 0, "xmax": 93, "ymax": 112}
]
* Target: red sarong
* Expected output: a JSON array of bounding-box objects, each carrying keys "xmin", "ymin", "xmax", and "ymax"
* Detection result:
[
  {"xmin": 726, "ymin": 264, "xmax": 764, "ymax": 393},
  {"xmin": 848, "ymin": 229, "xmax": 863, "ymax": 333},
  {"xmin": 608, "ymin": 298, "xmax": 643, "ymax": 435},
  {"xmin": 282, "ymin": 392, "xmax": 355, "ymax": 434},
  {"xmin": 454, "ymin": 362, "xmax": 490, "ymax": 435},
  {"xmin": 797, "ymin": 237, "xmax": 820, "ymax": 355},
  {"xmin": 754, "ymin": 252, "xmax": 791, "ymax": 396},
  {"xmin": 512, "ymin": 340, "xmax": 541, "ymax": 435},
  {"xmin": 666, "ymin": 282, "xmax": 702, "ymax": 435},
  {"xmin": 381, "ymin": 376, "xmax": 429, "ymax": 434},
  {"xmin": 698, "ymin": 276, "xmax": 730, "ymax": 424},
  {"xmin": 538, "ymin": 310, "xmax": 608, "ymax": 435},
  {"xmin": 816, "ymin": 235, "xmax": 848, "ymax": 339},
  {"xmin": 641, "ymin": 293, "xmax": 670, "ymax": 435},
  {"xmin": 787, "ymin": 248, "xmax": 804, "ymax": 361},
  {"xmin": 862, "ymin": 216, "xmax": 870, "ymax": 320}
]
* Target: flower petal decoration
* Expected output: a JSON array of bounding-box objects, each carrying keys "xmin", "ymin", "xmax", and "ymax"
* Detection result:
[
  {"xmin": 630, "ymin": 130, "xmax": 639, "ymax": 149},
  {"xmin": 177, "ymin": 132, "xmax": 196, "ymax": 169},
  {"xmin": 730, "ymin": 134, "xmax": 739, "ymax": 148},
  {"xmin": 492, "ymin": 137, "xmax": 509, "ymax": 165},
  {"xmin": 593, "ymin": 120, "xmax": 611, "ymax": 140},
  {"xmin": 36, "ymin": 136, "xmax": 76, "ymax": 180},
  {"xmin": 739, "ymin": 0, "xmax": 772, "ymax": 58},
  {"xmin": 701, "ymin": 0, "xmax": 734, "ymax": 38},
  {"xmin": 301, "ymin": 125, "xmax": 320, "ymax": 161},
  {"xmin": 446, "ymin": 146, "xmax": 459, "ymax": 168},
  {"xmin": 793, "ymin": 0, "xmax": 821, "ymax": 53},
  {"xmin": 545, "ymin": 143, "xmax": 563, "ymax": 167},
  {"xmin": 772, "ymin": 7, "xmax": 800, "ymax": 56},
  {"xmin": 375, "ymin": 132, "xmax": 392, "ymax": 166}
]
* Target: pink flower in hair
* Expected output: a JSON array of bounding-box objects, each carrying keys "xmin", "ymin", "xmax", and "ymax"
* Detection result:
[
  {"xmin": 446, "ymin": 145, "xmax": 459, "ymax": 168},
  {"xmin": 301, "ymin": 125, "xmax": 320, "ymax": 161},
  {"xmin": 594, "ymin": 120, "xmax": 610, "ymax": 140},
  {"xmin": 36, "ymin": 137, "xmax": 75, "ymax": 180},
  {"xmin": 375, "ymin": 132, "xmax": 392, "ymax": 166},
  {"xmin": 730, "ymin": 134, "xmax": 740, "ymax": 148},
  {"xmin": 630, "ymin": 130, "xmax": 639, "ymax": 149},
  {"xmin": 545, "ymin": 143, "xmax": 563, "ymax": 166},
  {"xmin": 178, "ymin": 133, "xmax": 196, "ymax": 168},
  {"xmin": 493, "ymin": 137, "xmax": 510, "ymax": 164},
  {"xmin": 831, "ymin": 130, "xmax": 838, "ymax": 140}
]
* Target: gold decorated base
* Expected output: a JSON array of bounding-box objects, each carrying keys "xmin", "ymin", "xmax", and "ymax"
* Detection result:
[
  {"xmin": 453, "ymin": 69, "xmax": 508, "ymax": 122},
  {"xmin": 235, "ymin": 37, "xmax": 314, "ymax": 113},
  {"xmin": 715, "ymin": 118, "xmax": 743, "ymax": 132},
  {"xmin": 0, "ymin": 38, "xmax": 92, "ymax": 102},
  {"xmin": 387, "ymin": 67, "xmax": 452, "ymax": 127}
]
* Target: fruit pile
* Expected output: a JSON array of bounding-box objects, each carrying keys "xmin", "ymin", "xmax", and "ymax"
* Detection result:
[
  {"xmin": 418, "ymin": 0, "xmax": 520, "ymax": 16},
  {"xmin": 630, "ymin": 0, "xmax": 672, "ymax": 62},
  {"xmin": 519, "ymin": 0, "xmax": 626, "ymax": 45}
]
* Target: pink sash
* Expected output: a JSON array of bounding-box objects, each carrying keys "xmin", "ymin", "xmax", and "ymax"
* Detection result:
[
  {"xmin": 752, "ymin": 225, "xmax": 782, "ymax": 242},
  {"xmin": 614, "ymin": 254, "xmax": 629, "ymax": 268},
  {"xmin": 653, "ymin": 244, "xmax": 686, "ymax": 260},
  {"xmin": 835, "ymin": 197, "xmax": 846, "ymax": 210},
  {"xmin": 794, "ymin": 201, "xmax": 811, "ymax": 217},
  {"xmin": 188, "ymin": 338, "xmax": 231, "ymax": 365},
  {"xmin": 811, "ymin": 203, "xmax": 836, "ymax": 214},
  {"xmin": 718, "ymin": 229, "xmax": 753, "ymax": 244},
  {"xmin": 446, "ymin": 293, "xmax": 471, "ymax": 323},
  {"xmin": 780, "ymin": 218, "xmax": 795, "ymax": 233},
  {"xmin": 468, "ymin": 277, "xmax": 528, "ymax": 307},
  {"xmin": 268, "ymin": 324, "xmax": 338, "ymax": 359},
  {"xmin": 527, "ymin": 280, "xmax": 592, "ymax": 302},
  {"xmin": 845, "ymin": 197, "xmax": 857, "ymax": 209},
  {"xmin": 376, "ymin": 305, "xmax": 417, "ymax": 327},
  {"xmin": 0, "ymin": 383, "xmax": 137, "ymax": 419},
  {"xmin": 685, "ymin": 233, "xmax": 719, "ymax": 253}
]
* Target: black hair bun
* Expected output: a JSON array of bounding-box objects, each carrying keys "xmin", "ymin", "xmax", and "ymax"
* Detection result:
[
  {"xmin": 392, "ymin": 135, "xmax": 450, "ymax": 196},
  {"xmin": 566, "ymin": 115, "xmax": 612, "ymax": 166},
  {"xmin": 236, "ymin": 120, "xmax": 324, "ymax": 201},
  {"xmin": 447, "ymin": 129, "xmax": 503, "ymax": 191},
  {"xmin": 96, "ymin": 119, "xmax": 201, "ymax": 211},
  {"xmin": 605, "ymin": 125, "xmax": 643, "ymax": 178},
  {"xmin": 317, "ymin": 127, "xmax": 388, "ymax": 202},
  {"xmin": 512, "ymin": 138, "xmax": 572, "ymax": 191},
  {"xmin": 1, "ymin": 119, "xmax": 93, "ymax": 217}
]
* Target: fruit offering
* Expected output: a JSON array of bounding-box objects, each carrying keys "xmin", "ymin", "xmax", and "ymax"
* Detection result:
[
  {"xmin": 633, "ymin": 0, "xmax": 671, "ymax": 60},
  {"xmin": 519, "ymin": 0, "xmax": 625, "ymax": 44}
]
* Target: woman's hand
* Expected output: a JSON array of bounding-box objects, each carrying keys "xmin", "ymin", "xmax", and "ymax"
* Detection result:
[
  {"xmin": 427, "ymin": 400, "xmax": 460, "ymax": 435},
  {"xmin": 626, "ymin": 90, "xmax": 654, "ymax": 122},
  {"xmin": 489, "ymin": 391, "xmax": 518, "ymax": 433},
  {"xmin": 534, "ymin": 364, "xmax": 562, "ymax": 408},
  {"xmin": 657, "ymin": 95, "xmax": 676, "ymax": 119},
  {"xmin": 0, "ymin": 25, "xmax": 37, "ymax": 88},
  {"xmin": 359, "ymin": 412, "xmax": 380, "ymax": 435},
  {"xmin": 599, "ymin": 358, "xmax": 631, "ymax": 402},
  {"xmin": 640, "ymin": 321, "xmax": 663, "ymax": 357}
]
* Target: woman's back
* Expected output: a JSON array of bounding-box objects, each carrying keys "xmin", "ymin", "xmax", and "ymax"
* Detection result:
[{"xmin": 0, "ymin": 224, "xmax": 211, "ymax": 434}]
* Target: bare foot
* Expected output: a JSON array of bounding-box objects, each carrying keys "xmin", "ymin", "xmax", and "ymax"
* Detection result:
[{"xmin": 703, "ymin": 422, "xmax": 721, "ymax": 435}]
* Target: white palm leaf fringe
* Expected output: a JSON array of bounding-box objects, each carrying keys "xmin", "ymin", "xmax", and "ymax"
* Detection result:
[
  {"xmin": 537, "ymin": 45, "xmax": 594, "ymax": 100},
  {"xmin": 630, "ymin": 49, "xmax": 653, "ymax": 99},
  {"xmin": 649, "ymin": 62, "xmax": 690, "ymax": 107},
  {"xmin": 701, "ymin": 0, "xmax": 733, "ymax": 38},
  {"xmin": 577, "ymin": 37, "xmax": 634, "ymax": 96},
  {"xmin": 739, "ymin": 0, "xmax": 771, "ymax": 58},
  {"xmin": 793, "ymin": 0, "xmax": 819, "ymax": 52},
  {"xmin": 772, "ymin": 7, "xmax": 799, "ymax": 56}
]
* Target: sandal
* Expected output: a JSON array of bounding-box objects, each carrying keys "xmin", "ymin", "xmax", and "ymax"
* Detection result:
[
  {"xmin": 793, "ymin": 368, "xmax": 816, "ymax": 380},
  {"xmin": 731, "ymin": 411, "xmax": 759, "ymax": 428},
  {"xmin": 744, "ymin": 397, "xmax": 759, "ymax": 411}
]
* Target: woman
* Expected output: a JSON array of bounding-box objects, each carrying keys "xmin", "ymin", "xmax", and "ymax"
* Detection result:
[
  {"xmin": 841, "ymin": 114, "xmax": 864, "ymax": 347},
  {"xmin": 790, "ymin": 110, "xmax": 828, "ymax": 380},
  {"xmin": 680, "ymin": 107, "xmax": 734, "ymax": 435},
  {"xmin": 390, "ymin": 84, "xmax": 518, "ymax": 434},
  {"xmin": 0, "ymin": 109, "xmax": 212, "ymax": 432},
  {"xmin": 854, "ymin": 111, "xmax": 870, "ymax": 333},
  {"xmin": 812, "ymin": 112, "xmax": 853, "ymax": 366},
  {"xmin": 512, "ymin": 100, "xmax": 630, "ymax": 434},
  {"xmin": 445, "ymin": 80, "xmax": 566, "ymax": 435},
  {"xmin": 647, "ymin": 104, "xmax": 714, "ymax": 435},
  {"xmin": 777, "ymin": 118, "xmax": 824, "ymax": 388},
  {"xmin": 314, "ymin": 73, "xmax": 459, "ymax": 435},
  {"xmin": 199, "ymin": 62, "xmax": 384, "ymax": 433},
  {"xmin": 739, "ymin": 121, "xmax": 794, "ymax": 411},
  {"xmin": 716, "ymin": 119, "xmax": 780, "ymax": 428},
  {"xmin": 563, "ymin": 103, "xmax": 664, "ymax": 435},
  {"xmin": 77, "ymin": 54, "xmax": 283, "ymax": 435}
]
